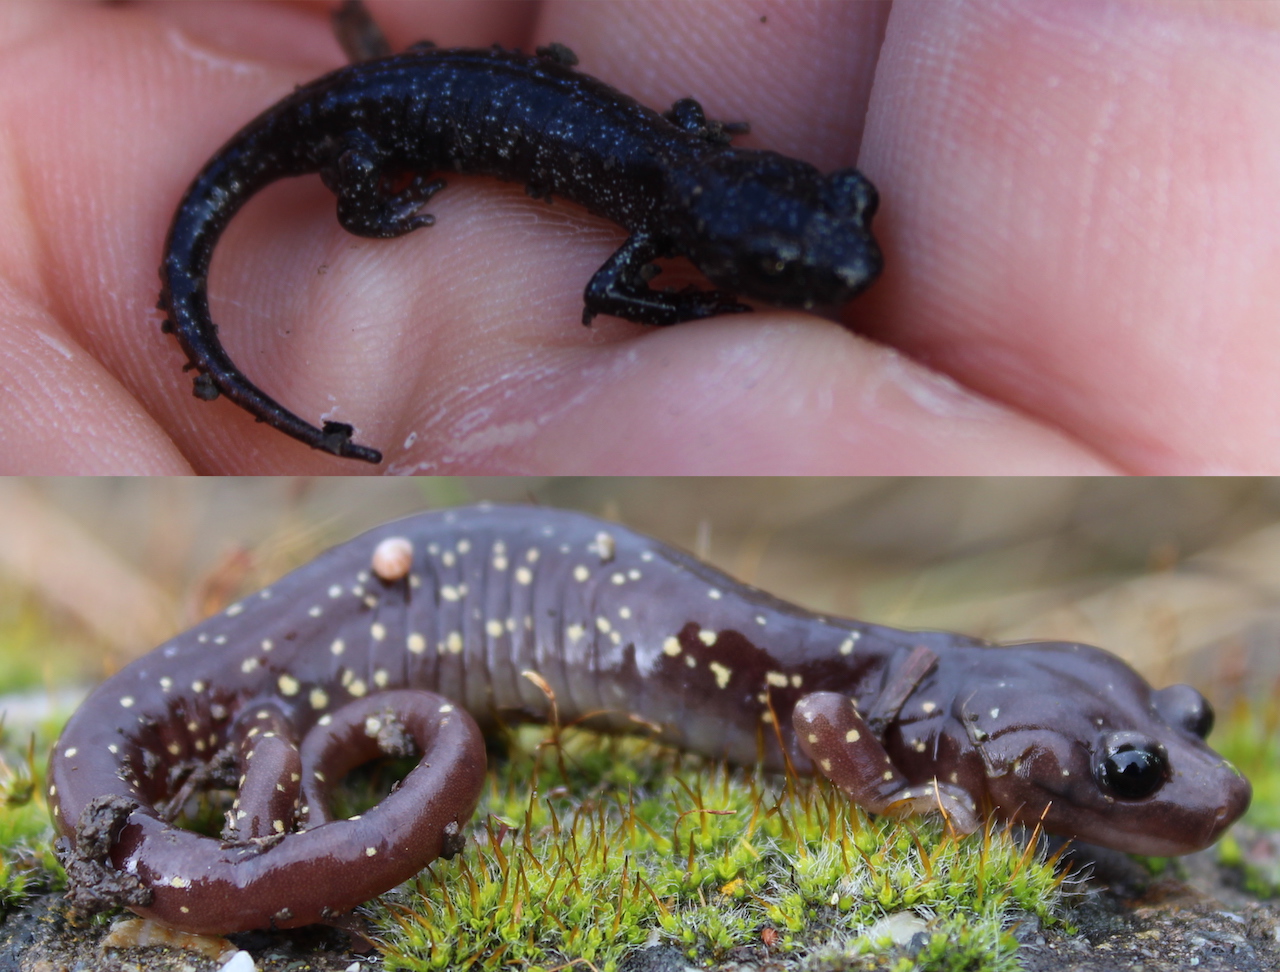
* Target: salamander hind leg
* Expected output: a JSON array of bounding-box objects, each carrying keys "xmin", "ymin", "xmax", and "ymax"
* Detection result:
[
  {"xmin": 331, "ymin": 0, "xmax": 393, "ymax": 63},
  {"xmin": 583, "ymin": 231, "xmax": 753, "ymax": 325},
  {"xmin": 322, "ymin": 133, "xmax": 446, "ymax": 239},
  {"xmin": 793, "ymin": 692, "xmax": 978, "ymax": 834}
]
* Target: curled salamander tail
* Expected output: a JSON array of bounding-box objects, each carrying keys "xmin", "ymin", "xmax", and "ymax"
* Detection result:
[{"xmin": 158, "ymin": 139, "xmax": 384, "ymax": 465}]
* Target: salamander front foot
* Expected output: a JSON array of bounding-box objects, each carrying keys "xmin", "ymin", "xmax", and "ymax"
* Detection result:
[{"xmin": 793, "ymin": 691, "xmax": 980, "ymax": 834}]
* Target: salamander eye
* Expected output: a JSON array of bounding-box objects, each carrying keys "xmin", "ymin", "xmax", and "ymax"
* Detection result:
[
  {"xmin": 1096, "ymin": 732, "xmax": 1169, "ymax": 800},
  {"xmin": 1152, "ymin": 684, "xmax": 1214, "ymax": 739}
]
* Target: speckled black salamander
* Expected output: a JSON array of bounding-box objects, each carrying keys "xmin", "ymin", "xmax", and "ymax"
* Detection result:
[
  {"xmin": 49, "ymin": 504, "xmax": 1250, "ymax": 934},
  {"xmin": 158, "ymin": 2, "xmax": 882, "ymax": 464}
]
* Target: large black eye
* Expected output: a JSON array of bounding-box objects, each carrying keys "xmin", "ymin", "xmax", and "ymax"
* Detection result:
[{"xmin": 1097, "ymin": 733, "xmax": 1169, "ymax": 800}]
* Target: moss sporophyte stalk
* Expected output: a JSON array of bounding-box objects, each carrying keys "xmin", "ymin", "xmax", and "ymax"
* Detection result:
[{"xmin": 373, "ymin": 725, "xmax": 1069, "ymax": 972}]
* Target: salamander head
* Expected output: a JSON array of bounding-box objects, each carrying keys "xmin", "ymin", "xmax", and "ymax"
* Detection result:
[
  {"xmin": 668, "ymin": 151, "xmax": 883, "ymax": 309},
  {"xmin": 949, "ymin": 643, "xmax": 1250, "ymax": 856}
]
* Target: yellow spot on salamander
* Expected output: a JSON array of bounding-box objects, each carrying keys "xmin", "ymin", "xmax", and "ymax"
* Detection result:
[
  {"xmin": 486, "ymin": 619, "xmax": 504, "ymax": 638},
  {"xmin": 573, "ymin": 565, "xmax": 589, "ymax": 582},
  {"xmin": 709, "ymin": 661, "xmax": 732, "ymax": 688},
  {"xmin": 310, "ymin": 688, "xmax": 328, "ymax": 709},
  {"xmin": 407, "ymin": 632, "xmax": 426, "ymax": 654},
  {"xmin": 663, "ymin": 636, "xmax": 681, "ymax": 656},
  {"xmin": 698, "ymin": 630, "xmax": 717, "ymax": 646},
  {"xmin": 846, "ymin": 729, "xmax": 860, "ymax": 743},
  {"xmin": 278, "ymin": 675, "xmax": 300, "ymax": 696},
  {"xmin": 516, "ymin": 566, "xmax": 533, "ymax": 585},
  {"xmin": 765, "ymin": 672, "xmax": 788, "ymax": 688}
]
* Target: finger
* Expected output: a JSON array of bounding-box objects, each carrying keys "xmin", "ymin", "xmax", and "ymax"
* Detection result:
[
  {"xmin": 860, "ymin": 0, "xmax": 1280, "ymax": 472},
  {"xmin": 0, "ymin": 295, "xmax": 192, "ymax": 473}
]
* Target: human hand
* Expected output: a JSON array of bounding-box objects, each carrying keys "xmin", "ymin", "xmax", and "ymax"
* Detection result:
[{"xmin": 1, "ymin": 1, "xmax": 1273, "ymax": 473}]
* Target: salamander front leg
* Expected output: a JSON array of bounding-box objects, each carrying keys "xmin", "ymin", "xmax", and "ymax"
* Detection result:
[
  {"xmin": 793, "ymin": 692, "xmax": 978, "ymax": 833},
  {"xmin": 583, "ymin": 232, "xmax": 753, "ymax": 326}
]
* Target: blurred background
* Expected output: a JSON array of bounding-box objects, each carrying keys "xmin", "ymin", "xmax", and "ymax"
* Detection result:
[{"xmin": 2, "ymin": 477, "xmax": 1279, "ymax": 715}]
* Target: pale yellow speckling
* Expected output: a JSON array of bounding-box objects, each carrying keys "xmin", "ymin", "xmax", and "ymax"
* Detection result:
[{"xmin": 709, "ymin": 661, "xmax": 731, "ymax": 688}]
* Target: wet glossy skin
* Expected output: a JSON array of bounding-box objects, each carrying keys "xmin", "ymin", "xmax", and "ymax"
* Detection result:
[
  {"xmin": 159, "ymin": 17, "xmax": 882, "ymax": 465},
  {"xmin": 48, "ymin": 505, "xmax": 1250, "ymax": 934}
]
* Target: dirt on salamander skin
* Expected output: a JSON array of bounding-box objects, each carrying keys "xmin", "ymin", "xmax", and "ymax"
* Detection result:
[{"xmin": 3, "ymin": 840, "xmax": 1280, "ymax": 972}]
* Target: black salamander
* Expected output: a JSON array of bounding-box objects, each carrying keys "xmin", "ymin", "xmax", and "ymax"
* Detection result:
[{"xmin": 158, "ymin": 2, "xmax": 882, "ymax": 464}]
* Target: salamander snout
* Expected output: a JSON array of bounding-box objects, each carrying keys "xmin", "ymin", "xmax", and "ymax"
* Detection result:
[{"xmin": 672, "ymin": 153, "xmax": 883, "ymax": 310}]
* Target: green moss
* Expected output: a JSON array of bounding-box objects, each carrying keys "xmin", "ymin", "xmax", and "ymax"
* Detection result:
[
  {"xmin": 0, "ymin": 718, "xmax": 63, "ymax": 915},
  {"xmin": 375, "ymin": 728, "xmax": 1067, "ymax": 972},
  {"xmin": 1210, "ymin": 697, "xmax": 1280, "ymax": 895}
]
